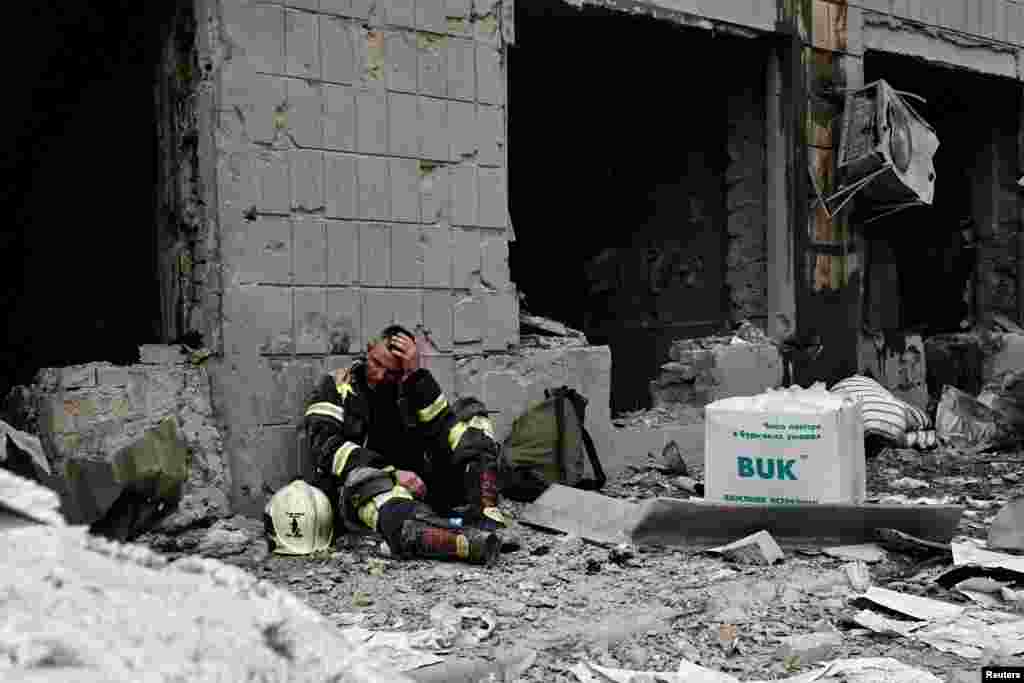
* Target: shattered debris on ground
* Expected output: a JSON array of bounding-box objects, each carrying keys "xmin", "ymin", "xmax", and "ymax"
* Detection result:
[{"xmin": 10, "ymin": 402, "xmax": 1024, "ymax": 681}]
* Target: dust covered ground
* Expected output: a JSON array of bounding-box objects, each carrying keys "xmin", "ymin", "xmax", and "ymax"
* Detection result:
[{"xmin": 170, "ymin": 449, "xmax": 1024, "ymax": 682}]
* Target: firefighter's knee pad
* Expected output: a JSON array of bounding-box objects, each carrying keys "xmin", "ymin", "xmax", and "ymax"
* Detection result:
[{"xmin": 342, "ymin": 466, "xmax": 414, "ymax": 531}]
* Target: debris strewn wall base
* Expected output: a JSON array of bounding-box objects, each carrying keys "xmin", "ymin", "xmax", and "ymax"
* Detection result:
[{"xmin": 32, "ymin": 345, "xmax": 229, "ymax": 531}]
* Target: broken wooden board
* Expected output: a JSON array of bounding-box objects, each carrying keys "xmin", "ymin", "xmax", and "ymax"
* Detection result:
[
  {"xmin": 519, "ymin": 485, "xmax": 643, "ymax": 545},
  {"xmin": 629, "ymin": 497, "xmax": 963, "ymax": 547}
]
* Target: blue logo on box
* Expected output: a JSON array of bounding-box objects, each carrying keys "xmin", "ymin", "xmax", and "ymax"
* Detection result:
[{"xmin": 737, "ymin": 456, "xmax": 797, "ymax": 480}]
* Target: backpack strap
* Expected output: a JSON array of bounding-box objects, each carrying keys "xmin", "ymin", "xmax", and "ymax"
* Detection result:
[
  {"xmin": 549, "ymin": 388, "xmax": 569, "ymax": 484},
  {"xmin": 553, "ymin": 386, "xmax": 606, "ymax": 491},
  {"xmin": 576, "ymin": 424, "xmax": 606, "ymax": 490}
]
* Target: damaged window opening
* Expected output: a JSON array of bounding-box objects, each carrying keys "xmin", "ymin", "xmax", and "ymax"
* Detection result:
[
  {"xmin": 859, "ymin": 52, "xmax": 1021, "ymax": 338},
  {"xmin": 508, "ymin": 0, "xmax": 773, "ymax": 415},
  {"xmin": 0, "ymin": 1, "xmax": 191, "ymax": 397}
]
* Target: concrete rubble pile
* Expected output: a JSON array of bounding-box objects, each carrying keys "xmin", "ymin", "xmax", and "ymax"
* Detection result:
[
  {"xmin": 0, "ymin": 467, "xmax": 414, "ymax": 683},
  {"xmin": 4, "ymin": 345, "xmax": 231, "ymax": 543}
]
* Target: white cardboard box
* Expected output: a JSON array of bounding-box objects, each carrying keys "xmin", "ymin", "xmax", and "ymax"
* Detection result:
[{"xmin": 704, "ymin": 385, "xmax": 866, "ymax": 505}]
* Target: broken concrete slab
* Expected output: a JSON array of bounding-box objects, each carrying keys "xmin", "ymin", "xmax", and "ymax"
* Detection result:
[
  {"xmin": 33, "ymin": 356, "xmax": 230, "ymax": 531},
  {"xmin": 0, "ymin": 523, "xmax": 416, "ymax": 682},
  {"xmin": 822, "ymin": 544, "xmax": 887, "ymax": 564},
  {"xmin": 856, "ymin": 586, "xmax": 965, "ymax": 623},
  {"xmin": 572, "ymin": 656, "xmax": 942, "ymax": 683},
  {"xmin": 778, "ymin": 630, "xmax": 843, "ymax": 667},
  {"xmin": 989, "ymin": 496, "xmax": 1024, "ymax": 552},
  {"xmin": 706, "ymin": 530, "xmax": 784, "ymax": 565},
  {"xmin": 519, "ymin": 484, "xmax": 642, "ymax": 546},
  {"xmin": 630, "ymin": 497, "xmax": 963, "ymax": 548}
]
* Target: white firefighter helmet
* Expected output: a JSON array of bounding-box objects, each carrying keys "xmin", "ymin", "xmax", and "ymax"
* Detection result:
[{"xmin": 263, "ymin": 479, "xmax": 334, "ymax": 555}]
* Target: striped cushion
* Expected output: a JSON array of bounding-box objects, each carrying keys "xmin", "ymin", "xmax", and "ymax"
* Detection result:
[{"xmin": 830, "ymin": 375, "xmax": 909, "ymax": 444}]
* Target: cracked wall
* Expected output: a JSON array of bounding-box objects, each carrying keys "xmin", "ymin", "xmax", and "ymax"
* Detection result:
[
  {"xmin": 203, "ymin": 0, "xmax": 517, "ymax": 514},
  {"xmin": 156, "ymin": 0, "xmax": 221, "ymax": 347}
]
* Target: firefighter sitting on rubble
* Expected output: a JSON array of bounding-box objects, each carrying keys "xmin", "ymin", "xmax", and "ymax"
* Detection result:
[{"xmin": 301, "ymin": 324, "xmax": 506, "ymax": 566}]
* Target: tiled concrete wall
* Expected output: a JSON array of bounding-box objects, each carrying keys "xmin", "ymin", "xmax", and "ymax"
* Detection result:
[
  {"xmin": 201, "ymin": 0, "xmax": 517, "ymax": 515},
  {"xmin": 855, "ymin": 0, "xmax": 1024, "ymax": 47}
]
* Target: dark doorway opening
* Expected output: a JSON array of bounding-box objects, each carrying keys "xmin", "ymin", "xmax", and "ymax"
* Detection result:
[
  {"xmin": 508, "ymin": 0, "xmax": 763, "ymax": 414},
  {"xmin": 860, "ymin": 52, "xmax": 1021, "ymax": 337},
  {"xmin": 0, "ymin": 2, "xmax": 181, "ymax": 396}
]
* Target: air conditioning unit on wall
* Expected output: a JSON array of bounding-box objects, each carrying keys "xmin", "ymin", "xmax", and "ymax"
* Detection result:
[{"xmin": 822, "ymin": 79, "xmax": 940, "ymax": 221}]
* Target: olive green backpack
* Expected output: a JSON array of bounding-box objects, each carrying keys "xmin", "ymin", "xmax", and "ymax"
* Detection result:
[{"xmin": 499, "ymin": 386, "xmax": 606, "ymax": 502}]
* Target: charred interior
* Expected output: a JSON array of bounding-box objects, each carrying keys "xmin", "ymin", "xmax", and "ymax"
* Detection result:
[
  {"xmin": 0, "ymin": 2, "xmax": 185, "ymax": 395},
  {"xmin": 508, "ymin": 0, "xmax": 772, "ymax": 414},
  {"xmin": 860, "ymin": 52, "xmax": 1022, "ymax": 337}
]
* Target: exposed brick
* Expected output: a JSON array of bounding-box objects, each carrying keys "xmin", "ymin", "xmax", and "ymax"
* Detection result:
[
  {"xmin": 227, "ymin": 217, "xmax": 292, "ymax": 284},
  {"xmin": 285, "ymin": 9, "xmax": 321, "ymax": 78},
  {"xmin": 446, "ymin": 37, "xmax": 475, "ymax": 101},
  {"xmin": 477, "ymin": 105, "xmax": 503, "ymax": 166},
  {"xmin": 59, "ymin": 364, "xmax": 98, "ymax": 387},
  {"xmin": 258, "ymin": 286, "xmax": 295, "ymax": 354},
  {"xmin": 419, "ymin": 162, "xmax": 450, "ymax": 223},
  {"xmin": 293, "ymin": 217, "xmax": 327, "ymax": 285},
  {"xmin": 477, "ymin": 166, "xmax": 507, "ymax": 228},
  {"xmin": 392, "ymin": 224, "xmax": 424, "ymax": 287},
  {"xmin": 285, "ymin": 78, "xmax": 324, "ymax": 148},
  {"xmin": 484, "ymin": 289, "xmax": 516, "ymax": 351},
  {"xmin": 294, "ymin": 288, "xmax": 330, "ymax": 354},
  {"xmin": 447, "ymin": 100, "xmax": 477, "ymax": 161},
  {"xmin": 320, "ymin": 15, "xmax": 358, "ymax": 84},
  {"xmin": 481, "ymin": 235, "xmax": 509, "ymax": 288},
  {"xmin": 418, "ymin": 34, "xmax": 447, "ymax": 98},
  {"xmin": 391, "ymin": 158, "xmax": 421, "ymax": 222},
  {"xmin": 356, "ymin": 156, "xmax": 391, "ymax": 220},
  {"xmin": 419, "ymin": 96, "xmax": 447, "ymax": 160},
  {"xmin": 97, "ymin": 366, "xmax": 133, "ymax": 388},
  {"xmin": 453, "ymin": 294, "xmax": 483, "ymax": 343},
  {"xmin": 386, "ymin": 0, "xmax": 416, "ymax": 28},
  {"xmin": 256, "ymin": 150, "xmax": 291, "ymax": 214},
  {"xmin": 289, "ymin": 149, "xmax": 325, "ymax": 212},
  {"xmin": 388, "ymin": 91, "xmax": 419, "ymax": 156},
  {"xmin": 422, "ymin": 224, "xmax": 452, "ymax": 287},
  {"xmin": 222, "ymin": 3, "xmax": 284, "ymax": 74},
  {"xmin": 453, "ymin": 227, "xmax": 481, "ymax": 289},
  {"xmin": 359, "ymin": 223, "xmax": 391, "ymax": 286},
  {"xmin": 417, "ymin": 0, "xmax": 447, "ymax": 33},
  {"xmin": 363, "ymin": 290, "xmax": 423, "ymax": 339},
  {"xmin": 323, "ymin": 84, "xmax": 356, "ymax": 151},
  {"xmin": 327, "ymin": 288, "xmax": 362, "ymax": 353},
  {"xmin": 326, "ymin": 220, "xmax": 359, "ymax": 285},
  {"xmin": 450, "ymin": 164, "xmax": 478, "ymax": 226},
  {"xmin": 355, "ymin": 88, "xmax": 388, "ymax": 154},
  {"xmin": 476, "ymin": 44, "xmax": 503, "ymax": 105},
  {"xmin": 325, "ymin": 152, "xmax": 357, "ymax": 218},
  {"xmin": 220, "ymin": 72, "xmax": 286, "ymax": 144},
  {"xmin": 386, "ymin": 30, "xmax": 418, "ymax": 93},
  {"xmin": 423, "ymin": 290, "xmax": 454, "ymax": 351}
]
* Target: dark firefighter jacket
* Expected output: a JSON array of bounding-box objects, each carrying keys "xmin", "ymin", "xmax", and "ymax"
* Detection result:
[{"xmin": 303, "ymin": 361, "xmax": 498, "ymax": 516}]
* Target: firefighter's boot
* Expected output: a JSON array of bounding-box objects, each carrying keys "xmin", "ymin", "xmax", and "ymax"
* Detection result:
[{"xmin": 397, "ymin": 519, "xmax": 501, "ymax": 567}]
